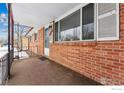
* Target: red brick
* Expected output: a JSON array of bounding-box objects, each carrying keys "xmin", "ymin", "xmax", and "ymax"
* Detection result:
[
  {"xmin": 27, "ymin": 4, "xmax": 124, "ymax": 85},
  {"xmin": 107, "ymin": 51, "xmax": 119, "ymax": 55},
  {"xmin": 120, "ymin": 67, "xmax": 124, "ymax": 70}
]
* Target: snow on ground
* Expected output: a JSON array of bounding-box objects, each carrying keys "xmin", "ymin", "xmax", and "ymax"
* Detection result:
[
  {"xmin": 14, "ymin": 50, "xmax": 29, "ymax": 59},
  {"xmin": 19, "ymin": 51, "xmax": 29, "ymax": 59},
  {"xmin": 14, "ymin": 48, "xmax": 29, "ymax": 59},
  {"xmin": 0, "ymin": 46, "xmax": 29, "ymax": 84},
  {"xmin": 0, "ymin": 46, "xmax": 29, "ymax": 59},
  {"xmin": 0, "ymin": 46, "xmax": 8, "ymax": 58},
  {"xmin": 0, "ymin": 46, "xmax": 8, "ymax": 84}
]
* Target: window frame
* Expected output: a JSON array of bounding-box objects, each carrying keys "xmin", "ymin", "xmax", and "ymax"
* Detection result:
[
  {"xmin": 54, "ymin": 22, "xmax": 59, "ymax": 41},
  {"xmin": 59, "ymin": 9, "xmax": 81, "ymax": 42},
  {"xmin": 54, "ymin": 3, "xmax": 119, "ymax": 43},
  {"xmin": 81, "ymin": 3, "xmax": 97, "ymax": 41},
  {"xmin": 96, "ymin": 3, "xmax": 119, "ymax": 41},
  {"xmin": 55, "ymin": 3, "xmax": 96, "ymax": 42},
  {"xmin": 44, "ymin": 25, "xmax": 49, "ymax": 48}
]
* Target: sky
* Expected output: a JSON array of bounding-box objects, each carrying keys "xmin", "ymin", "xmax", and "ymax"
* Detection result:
[
  {"xmin": 0, "ymin": 3, "xmax": 8, "ymax": 41},
  {"xmin": 0, "ymin": 3, "xmax": 31, "ymax": 43}
]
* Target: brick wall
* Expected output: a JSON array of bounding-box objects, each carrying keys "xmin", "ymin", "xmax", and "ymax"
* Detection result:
[
  {"xmin": 38, "ymin": 27, "xmax": 44, "ymax": 56},
  {"xmin": 29, "ymin": 35, "xmax": 38, "ymax": 54},
  {"xmin": 48, "ymin": 4, "xmax": 124, "ymax": 85},
  {"xmin": 29, "ymin": 27, "xmax": 44, "ymax": 55}
]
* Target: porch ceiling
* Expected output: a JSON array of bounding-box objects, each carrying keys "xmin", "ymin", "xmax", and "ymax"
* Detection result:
[{"xmin": 12, "ymin": 3, "xmax": 80, "ymax": 35}]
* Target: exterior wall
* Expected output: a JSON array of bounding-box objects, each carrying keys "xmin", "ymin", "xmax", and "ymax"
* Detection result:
[
  {"xmin": 22, "ymin": 37, "xmax": 28, "ymax": 50},
  {"xmin": 29, "ymin": 39, "xmax": 34, "ymax": 53},
  {"xmin": 48, "ymin": 4, "xmax": 124, "ymax": 85},
  {"xmin": 38, "ymin": 27, "xmax": 44, "ymax": 56},
  {"xmin": 29, "ymin": 35, "xmax": 38, "ymax": 54},
  {"xmin": 27, "ymin": 4, "xmax": 124, "ymax": 85},
  {"xmin": 29, "ymin": 36, "xmax": 33, "ymax": 52},
  {"xmin": 28, "ymin": 27, "xmax": 44, "ymax": 55}
]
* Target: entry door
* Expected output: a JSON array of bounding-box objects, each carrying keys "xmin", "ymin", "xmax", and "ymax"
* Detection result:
[{"xmin": 44, "ymin": 27, "xmax": 49, "ymax": 56}]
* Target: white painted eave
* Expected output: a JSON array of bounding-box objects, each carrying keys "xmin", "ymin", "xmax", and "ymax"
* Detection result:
[{"xmin": 12, "ymin": 3, "xmax": 80, "ymax": 35}]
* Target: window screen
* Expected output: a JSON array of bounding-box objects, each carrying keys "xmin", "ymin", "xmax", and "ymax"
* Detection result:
[
  {"xmin": 97, "ymin": 3, "xmax": 119, "ymax": 40},
  {"xmin": 55, "ymin": 22, "xmax": 58, "ymax": 41},
  {"xmin": 82, "ymin": 3, "xmax": 94, "ymax": 40},
  {"xmin": 60, "ymin": 10, "xmax": 80, "ymax": 41}
]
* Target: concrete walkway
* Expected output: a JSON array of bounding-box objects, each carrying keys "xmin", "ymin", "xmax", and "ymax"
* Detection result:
[{"xmin": 7, "ymin": 56, "xmax": 101, "ymax": 85}]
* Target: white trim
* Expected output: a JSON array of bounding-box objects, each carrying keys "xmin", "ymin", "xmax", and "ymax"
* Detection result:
[
  {"xmin": 55, "ymin": 3, "xmax": 88, "ymax": 22},
  {"xmin": 116, "ymin": 3, "xmax": 120, "ymax": 40},
  {"xmin": 96, "ymin": 3, "xmax": 99, "ymax": 41},
  {"xmin": 56, "ymin": 39, "xmax": 95, "ymax": 43},
  {"xmin": 80, "ymin": 8, "xmax": 82, "ymax": 41},
  {"xmin": 97, "ymin": 37, "xmax": 119, "ymax": 41},
  {"xmin": 94, "ymin": 3, "xmax": 97, "ymax": 41},
  {"xmin": 97, "ymin": 3, "xmax": 119, "ymax": 41}
]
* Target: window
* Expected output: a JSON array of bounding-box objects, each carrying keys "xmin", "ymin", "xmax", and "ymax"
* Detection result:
[
  {"xmin": 55, "ymin": 22, "xmax": 58, "ymax": 41},
  {"xmin": 34, "ymin": 33, "xmax": 38, "ymax": 41},
  {"xmin": 29, "ymin": 36, "xmax": 31, "ymax": 42},
  {"xmin": 54, "ymin": 3, "xmax": 119, "ymax": 42},
  {"xmin": 97, "ymin": 3, "xmax": 119, "ymax": 40},
  {"xmin": 45, "ymin": 28, "xmax": 49, "ymax": 48},
  {"xmin": 31, "ymin": 35, "xmax": 33, "ymax": 42},
  {"xmin": 82, "ymin": 3, "xmax": 94, "ymax": 40},
  {"xmin": 60, "ymin": 10, "xmax": 80, "ymax": 41}
]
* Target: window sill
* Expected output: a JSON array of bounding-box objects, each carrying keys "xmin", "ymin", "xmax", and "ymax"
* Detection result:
[{"xmin": 53, "ymin": 41, "xmax": 97, "ymax": 47}]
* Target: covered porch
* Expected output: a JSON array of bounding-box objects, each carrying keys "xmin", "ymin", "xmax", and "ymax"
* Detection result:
[
  {"xmin": 7, "ymin": 55, "xmax": 100, "ymax": 85},
  {"xmin": 0, "ymin": 3, "xmax": 123, "ymax": 85}
]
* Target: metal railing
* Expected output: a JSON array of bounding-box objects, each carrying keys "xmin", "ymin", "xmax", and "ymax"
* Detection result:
[
  {"xmin": 0, "ymin": 53, "xmax": 8, "ymax": 84},
  {"xmin": 0, "ymin": 50, "xmax": 13, "ymax": 85}
]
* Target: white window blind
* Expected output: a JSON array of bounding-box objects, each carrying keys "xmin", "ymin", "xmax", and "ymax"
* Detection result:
[
  {"xmin": 60, "ymin": 10, "xmax": 80, "ymax": 41},
  {"xmin": 97, "ymin": 3, "xmax": 119, "ymax": 41}
]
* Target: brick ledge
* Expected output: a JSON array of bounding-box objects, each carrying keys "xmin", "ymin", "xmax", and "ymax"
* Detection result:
[{"xmin": 52, "ymin": 41, "xmax": 97, "ymax": 47}]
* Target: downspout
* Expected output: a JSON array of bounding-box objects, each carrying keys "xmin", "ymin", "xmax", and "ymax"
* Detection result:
[
  {"xmin": 8, "ymin": 3, "xmax": 11, "ymax": 78},
  {"xmin": 11, "ymin": 8, "xmax": 14, "ymax": 62}
]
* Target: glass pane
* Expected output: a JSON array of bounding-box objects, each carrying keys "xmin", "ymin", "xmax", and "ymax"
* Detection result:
[
  {"xmin": 60, "ymin": 10, "xmax": 80, "ymax": 41},
  {"xmin": 45, "ymin": 28, "xmax": 49, "ymax": 48},
  {"xmin": 98, "ymin": 14, "xmax": 117, "ymax": 38},
  {"xmin": 34, "ymin": 33, "xmax": 37, "ymax": 41},
  {"xmin": 82, "ymin": 3, "xmax": 94, "ymax": 40},
  {"xmin": 98, "ymin": 3, "xmax": 117, "ymax": 39},
  {"xmin": 98, "ymin": 3, "xmax": 116, "ymax": 15},
  {"xmin": 55, "ymin": 22, "xmax": 58, "ymax": 41}
]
